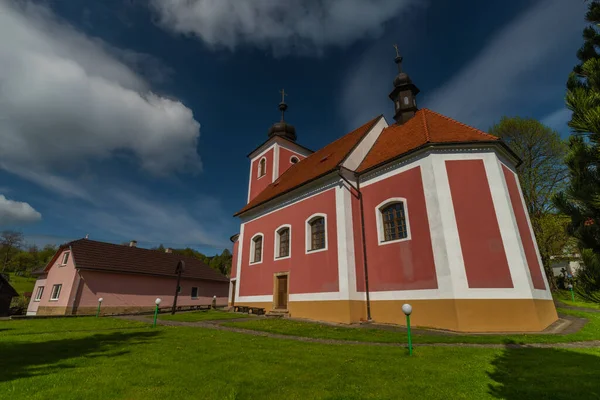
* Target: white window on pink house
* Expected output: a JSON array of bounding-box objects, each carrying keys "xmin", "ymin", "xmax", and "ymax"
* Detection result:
[
  {"xmin": 60, "ymin": 252, "xmax": 70, "ymax": 266},
  {"xmin": 191, "ymin": 287, "xmax": 199, "ymax": 299},
  {"xmin": 34, "ymin": 286, "xmax": 44, "ymax": 301},
  {"xmin": 50, "ymin": 284, "xmax": 62, "ymax": 300}
]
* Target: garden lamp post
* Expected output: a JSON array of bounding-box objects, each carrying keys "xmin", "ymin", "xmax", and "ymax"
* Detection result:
[
  {"xmin": 402, "ymin": 303, "xmax": 413, "ymax": 356},
  {"xmin": 568, "ymin": 283, "xmax": 575, "ymax": 302},
  {"xmin": 96, "ymin": 298, "xmax": 103, "ymax": 317},
  {"xmin": 153, "ymin": 298, "xmax": 162, "ymax": 328},
  {"xmin": 171, "ymin": 260, "xmax": 185, "ymax": 315}
]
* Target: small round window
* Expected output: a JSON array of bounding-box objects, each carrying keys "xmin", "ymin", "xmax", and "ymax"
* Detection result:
[{"xmin": 291, "ymin": 156, "xmax": 299, "ymax": 164}]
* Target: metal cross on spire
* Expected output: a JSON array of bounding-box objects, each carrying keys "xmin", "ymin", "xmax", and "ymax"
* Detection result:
[
  {"xmin": 393, "ymin": 44, "xmax": 403, "ymax": 73},
  {"xmin": 278, "ymin": 89, "xmax": 288, "ymax": 121},
  {"xmin": 393, "ymin": 44, "xmax": 400, "ymax": 58},
  {"xmin": 279, "ymin": 88, "xmax": 288, "ymax": 103}
]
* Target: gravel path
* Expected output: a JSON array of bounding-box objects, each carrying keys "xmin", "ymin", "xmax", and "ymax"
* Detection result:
[{"xmin": 115, "ymin": 315, "xmax": 600, "ymax": 349}]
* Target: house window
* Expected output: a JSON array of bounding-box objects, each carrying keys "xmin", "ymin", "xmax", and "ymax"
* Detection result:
[
  {"xmin": 177, "ymin": 285, "xmax": 182, "ymax": 294},
  {"xmin": 258, "ymin": 158, "xmax": 266, "ymax": 178},
  {"xmin": 61, "ymin": 252, "xmax": 70, "ymax": 266},
  {"xmin": 290, "ymin": 156, "xmax": 299, "ymax": 164},
  {"xmin": 50, "ymin": 284, "xmax": 62, "ymax": 301},
  {"xmin": 191, "ymin": 287, "xmax": 199, "ymax": 299},
  {"xmin": 251, "ymin": 234, "xmax": 263, "ymax": 263},
  {"xmin": 375, "ymin": 198, "xmax": 411, "ymax": 244},
  {"xmin": 34, "ymin": 286, "xmax": 44, "ymax": 301},
  {"xmin": 308, "ymin": 216, "xmax": 326, "ymax": 251},
  {"xmin": 276, "ymin": 227, "xmax": 290, "ymax": 258}
]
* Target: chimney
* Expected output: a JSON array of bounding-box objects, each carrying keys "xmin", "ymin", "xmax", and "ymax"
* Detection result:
[
  {"xmin": 129, "ymin": 240, "xmax": 137, "ymax": 247},
  {"xmin": 165, "ymin": 248, "xmax": 172, "ymax": 253},
  {"xmin": 85, "ymin": 234, "xmax": 89, "ymax": 239}
]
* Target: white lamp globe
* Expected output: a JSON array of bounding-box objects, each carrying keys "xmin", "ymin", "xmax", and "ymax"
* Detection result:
[
  {"xmin": 98, "ymin": 298, "xmax": 103, "ymax": 303},
  {"xmin": 155, "ymin": 298, "xmax": 162, "ymax": 305},
  {"xmin": 567, "ymin": 283, "xmax": 573, "ymax": 289},
  {"xmin": 402, "ymin": 303, "xmax": 412, "ymax": 316}
]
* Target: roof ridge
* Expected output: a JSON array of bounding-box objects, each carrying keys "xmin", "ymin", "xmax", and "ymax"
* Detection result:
[
  {"xmin": 338, "ymin": 114, "xmax": 384, "ymax": 167},
  {"xmin": 422, "ymin": 108, "xmax": 498, "ymax": 140},
  {"xmin": 420, "ymin": 109, "xmax": 431, "ymax": 142}
]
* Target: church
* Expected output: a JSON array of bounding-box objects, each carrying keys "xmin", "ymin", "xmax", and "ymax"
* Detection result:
[{"xmin": 228, "ymin": 53, "xmax": 558, "ymax": 333}]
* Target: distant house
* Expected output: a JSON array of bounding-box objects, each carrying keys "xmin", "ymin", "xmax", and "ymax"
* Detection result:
[
  {"xmin": 26, "ymin": 239, "xmax": 229, "ymax": 316},
  {"xmin": 0, "ymin": 274, "xmax": 19, "ymax": 317},
  {"xmin": 551, "ymin": 253, "xmax": 584, "ymax": 281}
]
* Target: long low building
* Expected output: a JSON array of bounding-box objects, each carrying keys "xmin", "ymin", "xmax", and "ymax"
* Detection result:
[{"xmin": 27, "ymin": 238, "xmax": 229, "ymax": 316}]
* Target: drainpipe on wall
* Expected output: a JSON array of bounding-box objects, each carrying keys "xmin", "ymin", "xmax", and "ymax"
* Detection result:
[{"xmin": 337, "ymin": 168, "xmax": 372, "ymax": 321}]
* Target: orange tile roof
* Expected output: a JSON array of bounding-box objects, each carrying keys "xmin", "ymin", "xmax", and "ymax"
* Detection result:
[
  {"xmin": 356, "ymin": 108, "xmax": 499, "ymax": 172},
  {"xmin": 235, "ymin": 115, "xmax": 382, "ymax": 215}
]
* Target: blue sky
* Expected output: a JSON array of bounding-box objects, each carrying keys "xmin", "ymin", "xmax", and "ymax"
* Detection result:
[{"xmin": 0, "ymin": 0, "xmax": 586, "ymax": 255}]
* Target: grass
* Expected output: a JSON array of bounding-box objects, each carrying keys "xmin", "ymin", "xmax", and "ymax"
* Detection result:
[
  {"xmin": 1, "ymin": 317, "xmax": 599, "ymax": 399},
  {"xmin": 554, "ymin": 289, "xmax": 600, "ymax": 310},
  {"xmin": 158, "ymin": 310, "xmax": 254, "ymax": 322},
  {"xmin": 5, "ymin": 273, "xmax": 37, "ymax": 295},
  {"xmin": 222, "ymin": 308, "xmax": 600, "ymax": 345}
]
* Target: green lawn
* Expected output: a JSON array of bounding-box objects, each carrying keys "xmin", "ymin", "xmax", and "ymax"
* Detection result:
[
  {"xmin": 158, "ymin": 310, "xmax": 254, "ymax": 322},
  {"xmin": 554, "ymin": 290, "xmax": 600, "ymax": 309},
  {"xmin": 5, "ymin": 273, "xmax": 37, "ymax": 295},
  {"xmin": 1, "ymin": 317, "xmax": 599, "ymax": 399},
  {"xmin": 222, "ymin": 308, "xmax": 600, "ymax": 345}
]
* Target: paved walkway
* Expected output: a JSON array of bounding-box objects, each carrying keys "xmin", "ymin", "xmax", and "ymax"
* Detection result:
[
  {"xmin": 555, "ymin": 300, "xmax": 600, "ymax": 313},
  {"xmin": 116, "ymin": 314, "xmax": 600, "ymax": 349}
]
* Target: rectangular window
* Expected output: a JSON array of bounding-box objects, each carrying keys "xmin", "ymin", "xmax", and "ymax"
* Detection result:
[
  {"xmin": 252, "ymin": 236, "xmax": 263, "ymax": 263},
  {"xmin": 310, "ymin": 217, "xmax": 326, "ymax": 251},
  {"xmin": 278, "ymin": 228, "xmax": 290, "ymax": 258},
  {"xmin": 34, "ymin": 286, "xmax": 44, "ymax": 301},
  {"xmin": 50, "ymin": 284, "xmax": 62, "ymax": 300},
  {"xmin": 191, "ymin": 287, "xmax": 199, "ymax": 299},
  {"xmin": 61, "ymin": 252, "xmax": 70, "ymax": 266}
]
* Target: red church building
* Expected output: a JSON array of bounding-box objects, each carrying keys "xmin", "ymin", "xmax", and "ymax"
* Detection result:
[{"xmin": 229, "ymin": 54, "xmax": 558, "ymax": 333}]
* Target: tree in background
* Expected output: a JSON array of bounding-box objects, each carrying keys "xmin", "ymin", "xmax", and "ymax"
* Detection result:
[
  {"xmin": 489, "ymin": 117, "xmax": 569, "ymax": 288},
  {"xmin": 554, "ymin": 0, "xmax": 600, "ymax": 302},
  {"xmin": 1, "ymin": 230, "xmax": 25, "ymax": 272}
]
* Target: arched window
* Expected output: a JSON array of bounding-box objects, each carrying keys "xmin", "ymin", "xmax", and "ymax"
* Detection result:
[
  {"xmin": 380, "ymin": 201, "xmax": 408, "ymax": 242},
  {"xmin": 290, "ymin": 156, "xmax": 299, "ymax": 164},
  {"xmin": 309, "ymin": 217, "xmax": 325, "ymax": 251},
  {"xmin": 258, "ymin": 158, "xmax": 266, "ymax": 178},
  {"xmin": 276, "ymin": 226, "xmax": 290, "ymax": 258},
  {"xmin": 250, "ymin": 234, "xmax": 263, "ymax": 263}
]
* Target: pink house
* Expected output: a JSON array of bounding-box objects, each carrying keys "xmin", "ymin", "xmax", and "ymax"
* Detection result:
[{"xmin": 27, "ymin": 239, "xmax": 229, "ymax": 316}]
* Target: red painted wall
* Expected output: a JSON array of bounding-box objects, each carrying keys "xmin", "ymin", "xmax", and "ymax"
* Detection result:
[
  {"xmin": 249, "ymin": 148, "xmax": 274, "ymax": 202},
  {"xmin": 446, "ymin": 160, "xmax": 513, "ymax": 288},
  {"xmin": 359, "ymin": 167, "xmax": 438, "ymax": 291},
  {"xmin": 239, "ymin": 189, "xmax": 339, "ymax": 296},
  {"xmin": 231, "ymin": 240, "xmax": 239, "ymax": 279},
  {"xmin": 279, "ymin": 147, "xmax": 305, "ymax": 178},
  {"xmin": 502, "ymin": 164, "xmax": 546, "ymax": 290}
]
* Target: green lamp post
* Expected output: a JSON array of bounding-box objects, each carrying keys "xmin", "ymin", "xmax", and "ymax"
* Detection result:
[
  {"xmin": 96, "ymin": 298, "xmax": 103, "ymax": 317},
  {"xmin": 402, "ymin": 303, "xmax": 413, "ymax": 356},
  {"xmin": 567, "ymin": 283, "xmax": 575, "ymax": 302},
  {"xmin": 153, "ymin": 298, "xmax": 162, "ymax": 328}
]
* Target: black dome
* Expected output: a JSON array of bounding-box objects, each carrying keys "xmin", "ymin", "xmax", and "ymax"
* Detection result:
[
  {"xmin": 393, "ymin": 72, "xmax": 412, "ymax": 87},
  {"xmin": 268, "ymin": 121, "xmax": 297, "ymax": 141}
]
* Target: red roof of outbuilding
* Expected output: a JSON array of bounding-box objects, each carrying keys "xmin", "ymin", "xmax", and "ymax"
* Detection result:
[
  {"xmin": 357, "ymin": 109, "xmax": 499, "ymax": 172},
  {"xmin": 47, "ymin": 239, "xmax": 229, "ymax": 282}
]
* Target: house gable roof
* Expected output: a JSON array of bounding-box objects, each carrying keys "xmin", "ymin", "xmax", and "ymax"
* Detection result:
[
  {"xmin": 47, "ymin": 239, "xmax": 229, "ymax": 282},
  {"xmin": 235, "ymin": 115, "xmax": 383, "ymax": 216}
]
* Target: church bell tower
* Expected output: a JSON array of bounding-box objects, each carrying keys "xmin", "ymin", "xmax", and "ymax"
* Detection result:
[{"xmin": 389, "ymin": 45, "xmax": 420, "ymax": 125}]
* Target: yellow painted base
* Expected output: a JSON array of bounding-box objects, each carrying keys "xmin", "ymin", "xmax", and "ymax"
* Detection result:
[{"xmin": 236, "ymin": 298, "xmax": 558, "ymax": 333}]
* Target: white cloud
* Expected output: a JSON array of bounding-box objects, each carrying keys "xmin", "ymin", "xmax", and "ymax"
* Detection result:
[
  {"xmin": 0, "ymin": 194, "xmax": 42, "ymax": 226},
  {"xmin": 150, "ymin": 0, "xmax": 420, "ymax": 54},
  {"xmin": 426, "ymin": 0, "xmax": 585, "ymax": 127},
  {"xmin": 0, "ymin": 1, "xmax": 202, "ymax": 179}
]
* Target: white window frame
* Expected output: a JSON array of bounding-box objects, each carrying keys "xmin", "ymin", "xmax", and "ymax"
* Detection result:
[
  {"xmin": 50, "ymin": 284, "xmax": 62, "ymax": 301},
  {"xmin": 34, "ymin": 286, "xmax": 44, "ymax": 302},
  {"xmin": 274, "ymin": 224, "xmax": 292, "ymax": 260},
  {"xmin": 305, "ymin": 213, "xmax": 328, "ymax": 254},
  {"xmin": 375, "ymin": 197, "xmax": 411, "ymax": 246},
  {"xmin": 249, "ymin": 233, "xmax": 264, "ymax": 265},
  {"xmin": 191, "ymin": 287, "xmax": 199, "ymax": 299},
  {"xmin": 60, "ymin": 251, "xmax": 70, "ymax": 266},
  {"xmin": 257, "ymin": 157, "xmax": 267, "ymax": 179},
  {"xmin": 290, "ymin": 156, "xmax": 299, "ymax": 164}
]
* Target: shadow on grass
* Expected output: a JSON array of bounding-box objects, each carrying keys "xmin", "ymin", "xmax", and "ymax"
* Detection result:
[
  {"xmin": 488, "ymin": 341, "xmax": 600, "ymax": 399},
  {"xmin": 0, "ymin": 326, "xmax": 150, "ymax": 337},
  {"xmin": 0, "ymin": 330, "xmax": 160, "ymax": 383}
]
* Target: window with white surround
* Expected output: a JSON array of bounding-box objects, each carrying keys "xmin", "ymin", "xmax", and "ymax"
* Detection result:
[
  {"xmin": 250, "ymin": 233, "xmax": 263, "ymax": 264},
  {"xmin": 60, "ymin": 251, "xmax": 70, "ymax": 266},
  {"xmin": 50, "ymin": 284, "xmax": 62, "ymax": 300},
  {"xmin": 258, "ymin": 157, "xmax": 267, "ymax": 178},
  {"xmin": 376, "ymin": 198, "xmax": 411, "ymax": 245},
  {"xmin": 34, "ymin": 286, "xmax": 44, "ymax": 301},
  {"xmin": 191, "ymin": 287, "xmax": 199, "ymax": 298},
  {"xmin": 306, "ymin": 214, "xmax": 327, "ymax": 253},
  {"xmin": 275, "ymin": 225, "xmax": 291, "ymax": 259}
]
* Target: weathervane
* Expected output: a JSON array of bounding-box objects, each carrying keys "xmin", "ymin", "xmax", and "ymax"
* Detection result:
[
  {"xmin": 279, "ymin": 88, "xmax": 287, "ymax": 103},
  {"xmin": 393, "ymin": 44, "xmax": 400, "ymax": 58}
]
